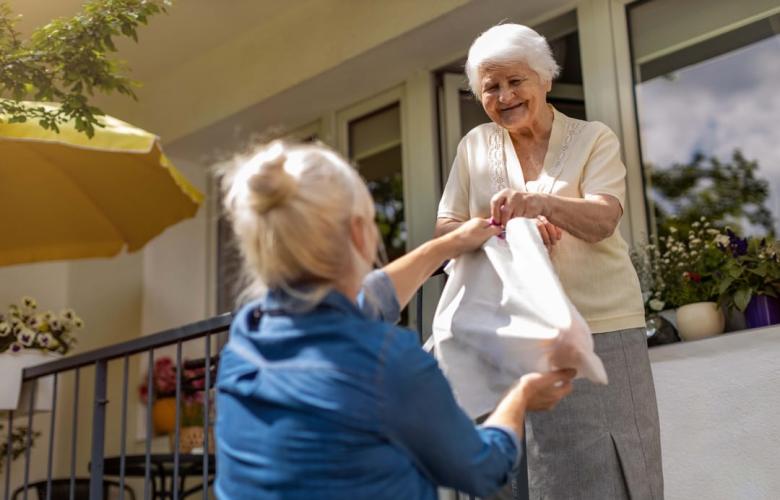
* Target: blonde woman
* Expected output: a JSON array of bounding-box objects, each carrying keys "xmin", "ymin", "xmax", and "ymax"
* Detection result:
[
  {"xmin": 436, "ymin": 24, "xmax": 663, "ymax": 500},
  {"xmin": 215, "ymin": 141, "xmax": 575, "ymax": 500}
]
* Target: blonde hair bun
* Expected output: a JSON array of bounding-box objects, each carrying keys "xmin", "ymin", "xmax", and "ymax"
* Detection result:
[{"xmin": 248, "ymin": 145, "xmax": 298, "ymax": 215}]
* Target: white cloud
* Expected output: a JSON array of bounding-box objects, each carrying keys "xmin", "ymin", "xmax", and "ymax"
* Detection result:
[{"xmin": 635, "ymin": 35, "xmax": 780, "ymax": 233}]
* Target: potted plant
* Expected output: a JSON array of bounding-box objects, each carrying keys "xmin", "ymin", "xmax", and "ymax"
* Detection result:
[
  {"xmin": 139, "ymin": 357, "xmax": 214, "ymax": 442},
  {"xmin": 654, "ymin": 219, "xmax": 729, "ymax": 341},
  {"xmin": 0, "ymin": 297, "xmax": 83, "ymax": 410},
  {"xmin": 139, "ymin": 356, "xmax": 178, "ymax": 435},
  {"xmin": 716, "ymin": 230, "xmax": 780, "ymax": 329},
  {"xmin": 630, "ymin": 241, "xmax": 679, "ymax": 345}
]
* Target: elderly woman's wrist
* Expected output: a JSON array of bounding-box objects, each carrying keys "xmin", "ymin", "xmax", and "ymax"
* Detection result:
[{"xmin": 536, "ymin": 192, "xmax": 553, "ymax": 219}]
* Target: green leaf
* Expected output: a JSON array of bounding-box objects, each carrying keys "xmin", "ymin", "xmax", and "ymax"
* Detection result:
[
  {"xmin": 734, "ymin": 288, "xmax": 753, "ymax": 312},
  {"xmin": 718, "ymin": 276, "xmax": 734, "ymax": 294}
]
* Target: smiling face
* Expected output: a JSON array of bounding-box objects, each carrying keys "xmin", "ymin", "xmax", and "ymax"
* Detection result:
[{"xmin": 478, "ymin": 61, "xmax": 551, "ymax": 133}]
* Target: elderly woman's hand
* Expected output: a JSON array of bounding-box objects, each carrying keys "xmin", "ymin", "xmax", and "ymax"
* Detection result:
[
  {"xmin": 536, "ymin": 215, "xmax": 562, "ymax": 250},
  {"xmin": 490, "ymin": 188, "xmax": 548, "ymax": 225},
  {"xmin": 489, "ymin": 189, "xmax": 562, "ymax": 248},
  {"xmin": 443, "ymin": 217, "xmax": 502, "ymax": 258}
]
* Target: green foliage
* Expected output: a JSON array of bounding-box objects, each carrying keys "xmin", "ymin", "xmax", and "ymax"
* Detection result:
[
  {"xmin": 366, "ymin": 171, "xmax": 406, "ymax": 262},
  {"xmin": 715, "ymin": 233, "xmax": 780, "ymax": 312},
  {"xmin": 0, "ymin": 0, "xmax": 170, "ymax": 137},
  {"xmin": 180, "ymin": 400, "xmax": 204, "ymax": 427},
  {"xmin": 632, "ymin": 219, "xmax": 730, "ymax": 310},
  {"xmin": 0, "ymin": 422, "xmax": 40, "ymax": 469},
  {"xmin": 650, "ymin": 150, "xmax": 775, "ymax": 239}
]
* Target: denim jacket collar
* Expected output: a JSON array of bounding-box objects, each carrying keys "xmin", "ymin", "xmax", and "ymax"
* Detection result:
[{"xmin": 260, "ymin": 286, "xmax": 364, "ymax": 319}]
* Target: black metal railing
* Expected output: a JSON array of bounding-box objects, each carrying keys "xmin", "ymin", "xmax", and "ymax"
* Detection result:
[{"xmin": 3, "ymin": 314, "xmax": 231, "ymax": 500}]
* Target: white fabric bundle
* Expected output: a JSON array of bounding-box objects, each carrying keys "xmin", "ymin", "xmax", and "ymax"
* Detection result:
[{"xmin": 432, "ymin": 218, "xmax": 608, "ymax": 418}]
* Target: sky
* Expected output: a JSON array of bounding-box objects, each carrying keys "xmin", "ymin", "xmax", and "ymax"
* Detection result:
[{"xmin": 635, "ymin": 34, "xmax": 780, "ymax": 234}]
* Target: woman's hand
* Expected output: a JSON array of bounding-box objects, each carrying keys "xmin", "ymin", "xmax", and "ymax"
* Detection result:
[
  {"xmin": 441, "ymin": 217, "xmax": 502, "ymax": 258},
  {"xmin": 536, "ymin": 216, "xmax": 562, "ymax": 250},
  {"xmin": 484, "ymin": 368, "xmax": 576, "ymax": 437},
  {"xmin": 518, "ymin": 369, "xmax": 576, "ymax": 411},
  {"xmin": 487, "ymin": 188, "xmax": 562, "ymax": 249},
  {"xmin": 382, "ymin": 218, "xmax": 499, "ymax": 309},
  {"xmin": 490, "ymin": 188, "xmax": 548, "ymax": 226}
]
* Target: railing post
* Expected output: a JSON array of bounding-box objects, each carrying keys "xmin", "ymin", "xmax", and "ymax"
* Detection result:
[
  {"xmin": 4, "ymin": 410, "xmax": 13, "ymax": 500},
  {"xmin": 89, "ymin": 360, "xmax": 108, "ymax": 500}
]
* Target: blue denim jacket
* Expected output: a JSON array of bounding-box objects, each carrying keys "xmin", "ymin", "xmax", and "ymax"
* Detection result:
[{"xmin": 216, "ymin": 271, "xmax": 519, "ymax": 499}]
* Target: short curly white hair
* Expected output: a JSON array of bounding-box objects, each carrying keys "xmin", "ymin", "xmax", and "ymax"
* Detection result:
[{"xmin": 465, "ymin": 23, "xmax": 560, "ymax": 95}]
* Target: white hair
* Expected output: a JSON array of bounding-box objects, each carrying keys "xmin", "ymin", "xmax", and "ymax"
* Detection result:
[
  {"xmin": 220, "ymin": 140, "xmax": 374, "ymax": 309},
  {"xmin": 465, "ymin": 23, "xmax": 560, "ymax": 95}
]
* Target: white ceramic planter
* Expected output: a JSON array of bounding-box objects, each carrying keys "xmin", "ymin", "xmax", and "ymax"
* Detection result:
[
  {"xmin": 676, "ymin": 302, "xmax": 725, "ymax": 341},
  {"xmin": 0, "ymin": 351, "xmax": 59, "ymax": 412}
]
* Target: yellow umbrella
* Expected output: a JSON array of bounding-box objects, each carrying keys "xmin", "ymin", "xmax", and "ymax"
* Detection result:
[{"xmin": 0, "ymin": 103, "xmax": 204, "ymax": 266}]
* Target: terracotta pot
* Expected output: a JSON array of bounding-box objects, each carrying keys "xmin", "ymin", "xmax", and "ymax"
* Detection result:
[
  {"xmin": 676, "ymin": 302, "xmax": 725, "ymax": 341},
  {"xmin": 152, "ymin": 397, "xmax": 177, "ymax": 435}
]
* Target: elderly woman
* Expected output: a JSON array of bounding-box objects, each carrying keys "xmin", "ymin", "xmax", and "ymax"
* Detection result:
[
  {"xmin": 215, "ymin": 141, "xmax": 576, "ymax": 499},
  {"xmin": 435, "ymin": 24, "xmax": 663, "ymax": 499}
]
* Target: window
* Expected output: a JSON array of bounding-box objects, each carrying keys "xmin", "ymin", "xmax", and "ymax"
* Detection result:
[
  {"xmin": 629, "ymin": 0, "xmax": 780, "ymax": 238},
  {"xmin": 347, "ymin": 103, "xmax": 406, "ymax": 262}
]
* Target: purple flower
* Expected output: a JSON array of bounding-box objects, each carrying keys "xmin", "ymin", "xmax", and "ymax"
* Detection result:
[
  {"xmin": 726, "ymin": 229, "xmax": 748, "ymax": 257},
  {"xmin": 10, "ymin": 342, "xmax": 22, "ymax": 353}
]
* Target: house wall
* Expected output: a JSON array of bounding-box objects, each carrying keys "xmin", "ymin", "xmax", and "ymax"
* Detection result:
[{"xmin": 0, "ymin": 254, "xmax": 144, "ymax": 492}]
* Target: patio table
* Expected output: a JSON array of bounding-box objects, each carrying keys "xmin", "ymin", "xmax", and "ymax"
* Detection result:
[{"xmin": 101, "ymin": 453, "xmax": 215, "ymax": 500}]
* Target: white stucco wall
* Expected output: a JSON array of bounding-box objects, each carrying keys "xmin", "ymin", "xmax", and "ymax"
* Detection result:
[{"xmin": 650, "ymin": 328, "xmax": 780, "ymax": 500}]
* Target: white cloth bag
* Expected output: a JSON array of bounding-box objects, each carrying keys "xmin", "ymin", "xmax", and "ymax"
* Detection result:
[{"xmin": 432, "ymin": 218, "xmax": 608, "ymax": 418}]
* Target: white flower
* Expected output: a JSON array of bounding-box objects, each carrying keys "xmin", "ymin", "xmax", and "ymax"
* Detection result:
[
  {"xmin": 714, "ymin": 234, "xmax": 730, "ymax": 247},
  {"xmin": 18, "ymin": 328, "xmax": 36, "ymax": 347},
  {"xmin": 690, "ymin": 239, "xmax": 701, "ymax": 246},
  {"xmin": 29, "ymin": 315, "xmax": 45, "ymax": 331},
  {"xmin": 37, "ymin": 333, "xmax": 53, "ymax": 347},
  {"xmin": 43, "ymin": 311, "xmax": 55, "ymax": 321},
  {"xmin": 649, "ymin": 299, "xmax": 665, "ymax": 312},
  {"xmin": 21, "ymin": 296, "xmax": 37, "ymax": 310},
  {"xmin": 690, "ymin": 251, "xmax": 698, "ymax": 257},
  {"xmin": 8, "ymin": 304, "xmax": 20, "ymax": 317},
  {"xmin": 60, "ymin": 309, "xmax": 76, "ymax": 321},
  {"xmin": 49, "ymin": 318, "xmax": 62, "ymax": 331},
  {"xmin": 692, "ymin": 222, "xmax": 700, "ymax": 228},
  {"xmin": 706, "ymin": 228, "xmax": 719, "ymax": 235},
  {"xmin": 0, "ymin": 322, "xmax": 10, "ymax": 337},
  {"xmin": 669, "ymin": 227, "xmax": 678, "ymax": 234},
  {"xmin": 73, "ymin": 317, "xmax": 84, "ymax": 329},
  {"xmin": 700, "ymin": 216, "xmax": 706, "ymax": 222}
]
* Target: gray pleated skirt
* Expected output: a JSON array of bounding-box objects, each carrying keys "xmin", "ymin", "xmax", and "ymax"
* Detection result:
[{"xmin": 523, "ymin": 327, "xmax": 664, "ymax": 500}]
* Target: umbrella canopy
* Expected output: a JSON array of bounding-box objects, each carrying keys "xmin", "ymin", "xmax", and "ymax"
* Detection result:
[{"xmin": 0, "ymin": 103, "xmax": 204, "ymax": 266}]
